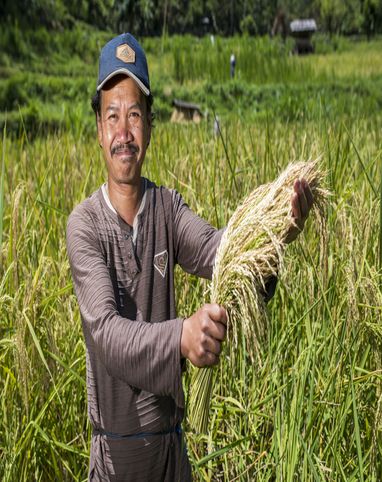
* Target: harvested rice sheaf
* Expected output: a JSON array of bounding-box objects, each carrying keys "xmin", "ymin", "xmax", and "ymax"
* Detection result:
[{"xmin": 189, "ymin": 160, "xmax": 329, "ymax": 434}]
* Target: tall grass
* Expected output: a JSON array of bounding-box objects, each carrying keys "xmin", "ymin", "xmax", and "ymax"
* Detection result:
[
  {"xmin": 168, "ymin": 35, "xmax": 317, "ymax": 84},
  {"xmin": 172, "ymin": 117, "xmax": 382, "ymax": 481},
  {"xmin": 1, "ymin": 35, "xmax": 382, "ymax": 480},
  {"xmin": 1, "ymin": 112, "xmax": 381, "ymax": 480},
  {"xmin": 0, "ymin": 125, "xmax": 5, "ymax": 248}
]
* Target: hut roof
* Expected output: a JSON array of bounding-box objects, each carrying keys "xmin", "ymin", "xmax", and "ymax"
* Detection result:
[
  {"xmin": 290, "ymin": 19, "xmax": 317, "ymax": 33},
  {"xmin": 172, "ymin": 99, "xmax": 202, "ymax": 114}
]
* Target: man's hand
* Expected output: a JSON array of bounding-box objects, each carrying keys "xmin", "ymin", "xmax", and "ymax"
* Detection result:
[
  {"xmin": 285, "ymin": 178, "xmax": 314, "ymax": 243},
  {"xmin": 181, "ymin": 304, "xmax": 227, "ymax": 368}
]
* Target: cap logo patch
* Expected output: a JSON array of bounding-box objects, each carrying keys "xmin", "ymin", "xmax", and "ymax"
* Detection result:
[
  {"xmin": 116, "ymin": 44, "xmax": 136, "ymax": 63},
  {"xmin": 154, "ymin": 250, "xmax": 168, "ymax": 278}
]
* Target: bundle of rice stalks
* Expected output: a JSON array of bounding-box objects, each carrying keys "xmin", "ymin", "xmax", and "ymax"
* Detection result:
[{"xmin": 188, "ymin": 159, "xmax": 328, "ymax": 434}]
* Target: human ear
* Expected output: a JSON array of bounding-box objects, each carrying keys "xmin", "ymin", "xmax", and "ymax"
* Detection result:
[
  {"xmin": 146, "ymin": 113, "xmax": 152, "ymax": 147},
  {"xmin": 97, "ymin": 114, "xmax": 103, "ymax": 148}
]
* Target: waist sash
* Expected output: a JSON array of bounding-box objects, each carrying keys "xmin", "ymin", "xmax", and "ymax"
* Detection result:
[{"xmin": 93, "ymin": 424, "xmax": 181, "ymax": 440}]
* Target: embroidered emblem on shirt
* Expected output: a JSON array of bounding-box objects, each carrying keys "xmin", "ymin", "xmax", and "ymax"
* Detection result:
[
  {"xmin": 116, "ymin": 44, "xmax": 136, "ymax": 63},
  {"xmin": 154, "ymin": 250, "xmax": 168, "ymax": 278}
]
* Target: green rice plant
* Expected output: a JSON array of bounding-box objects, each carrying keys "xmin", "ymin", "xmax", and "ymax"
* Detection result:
[
  {"xmin": 0, "ymin": 125, "xmax": 5, "ymax": 249},
  {"xmin": 189, "ymin": 160, "xmax": 329, "ymax": 434},
  {"xmin": 169, "ymin": 35, "xmax": 317, "ymax": 85},
  {"xmin": 1, "ymin": 114, "xmax": 381, "ymax": 481},
  {"xmin": 379, "ymin": 155, "xmax": 382, "ymax": 274}
]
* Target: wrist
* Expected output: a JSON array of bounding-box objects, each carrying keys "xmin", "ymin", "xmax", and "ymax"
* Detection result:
[{"xmin": 180, "ymin": 317, "xmax": 189, "ymax": 359}]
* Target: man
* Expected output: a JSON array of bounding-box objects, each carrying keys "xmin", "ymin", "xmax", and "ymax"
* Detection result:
[
  {"xmin": 66, "ymin": 33, "xmax": 313, "ymax": 481},
  {"xmin": 230, "ymin": 52, "xmax": 236, "ymax": 78}
]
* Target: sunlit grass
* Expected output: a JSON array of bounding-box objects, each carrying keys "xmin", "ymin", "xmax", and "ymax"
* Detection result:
[
  {"xmin": 305, "ymin": 40, "xmax": 382, "ymax": 79},
  {"xmin": 145, "ymin": 35, "xmax": 382, "ymax": 85}
]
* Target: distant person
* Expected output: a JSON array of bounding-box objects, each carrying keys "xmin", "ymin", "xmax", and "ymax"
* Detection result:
[
  {"xmin": 271, "ymin": 8, "xmax": 288, "ymax": 43},
  {"xmin": 66, "ymin": 32, "xmax": 314, "ymax": 481},
  {"xmin": 214, "ymin": 114, "xmax": 220, "ymax": 137},
  {"xmin": 230, "ymin": 52, "xmax": 236, "ymax": 78}
]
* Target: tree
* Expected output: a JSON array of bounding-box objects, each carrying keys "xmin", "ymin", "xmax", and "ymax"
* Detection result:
[{"xmin": 362, "ymin": 0, "xmax": 382, "ymax": 39}]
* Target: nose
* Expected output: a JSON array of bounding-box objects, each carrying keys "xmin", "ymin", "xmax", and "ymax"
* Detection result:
[{"xmin": 116, "ymin": 116, "xmax": 134, "ymax": 144}]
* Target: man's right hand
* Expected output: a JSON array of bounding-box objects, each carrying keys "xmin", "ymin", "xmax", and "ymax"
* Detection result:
[{"xmin": 181, "ymin": 304, "xmax": 227, "ymax": 368}]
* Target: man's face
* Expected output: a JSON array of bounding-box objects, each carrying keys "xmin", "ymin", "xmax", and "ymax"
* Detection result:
[{"xmin": 97, "ymin": 75, "xmax": 151, "ymax": 186}]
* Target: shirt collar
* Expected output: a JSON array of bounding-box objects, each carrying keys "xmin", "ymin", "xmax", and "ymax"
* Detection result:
[{"xmin": 101, "ymin": 178, "xmax": 148, "ymax": 245}]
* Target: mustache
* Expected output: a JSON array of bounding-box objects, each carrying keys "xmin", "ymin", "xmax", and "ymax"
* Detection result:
[{"xmin": 111, "ymin": 143, "xmax": 138, "ymax": 156}]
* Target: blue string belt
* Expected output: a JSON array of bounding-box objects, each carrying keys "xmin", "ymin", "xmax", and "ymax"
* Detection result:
[{"xmin": 93, "ymin": 423, "xmax": 182, "ymax": 440}]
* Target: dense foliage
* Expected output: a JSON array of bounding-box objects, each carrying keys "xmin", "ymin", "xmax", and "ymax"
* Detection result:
[{"xmin": 1, "ymin": 0, "xmax": 382, "ymax": 36}]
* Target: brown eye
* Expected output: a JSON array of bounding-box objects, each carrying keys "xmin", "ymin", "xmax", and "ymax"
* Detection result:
[{"xmin": 128, "ymin": 111, "xmax": 142, "ymax": 126}]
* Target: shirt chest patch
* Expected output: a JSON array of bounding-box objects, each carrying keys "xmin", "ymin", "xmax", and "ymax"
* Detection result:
[{"xmin": 153, "ymin": 250, "xmax": 168, "ymax": 278}]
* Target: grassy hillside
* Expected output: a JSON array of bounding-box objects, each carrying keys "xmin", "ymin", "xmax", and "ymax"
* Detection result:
[{"xmin": 1, "ymin": 25, "xmax": 382, "ymax": 132}]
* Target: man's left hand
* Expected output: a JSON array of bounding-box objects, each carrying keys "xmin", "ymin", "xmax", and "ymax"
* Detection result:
[{"xmin": 285, "ymin": 178, "xmax": 314, "ymax": 243}]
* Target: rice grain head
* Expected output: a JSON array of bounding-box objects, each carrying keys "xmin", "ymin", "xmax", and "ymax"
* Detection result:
[{"xmin": 189, "ymin": 159, "xmax": 328, "ymax": 433}]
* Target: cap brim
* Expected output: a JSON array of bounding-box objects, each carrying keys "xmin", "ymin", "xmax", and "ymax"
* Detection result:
[{"xmin": 97, "ymin": 68, "xmax": 150, "ymax": 96}]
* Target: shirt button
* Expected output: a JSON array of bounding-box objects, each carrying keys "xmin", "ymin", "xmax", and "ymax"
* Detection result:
[
  {"xmin": 128, "ymin": 252, "xmax": 132, "ymax": 259},
  {"xmin": 124, "ymin": 233, "xmax": 129, "ymax": 240}
]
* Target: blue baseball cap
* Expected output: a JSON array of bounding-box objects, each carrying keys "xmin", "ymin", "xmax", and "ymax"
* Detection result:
[{"xmin": 97, "ymin": 33, "xmax": 150, "ymax": 96}]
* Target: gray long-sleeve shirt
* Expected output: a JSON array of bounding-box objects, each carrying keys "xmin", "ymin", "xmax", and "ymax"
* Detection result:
[{"xmin": 66, "ymin": 178, "xmax": 224, "ymax": 481}]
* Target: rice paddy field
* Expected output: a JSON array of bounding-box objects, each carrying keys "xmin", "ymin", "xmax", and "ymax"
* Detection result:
[{"xmin": 1, "ymin": 31, "xmax": 382, "ymax": 481}]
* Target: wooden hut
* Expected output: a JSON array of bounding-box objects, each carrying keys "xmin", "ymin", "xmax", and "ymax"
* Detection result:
[
  {"xmin": 290, "ymin": 19, "xmax": 317, "ymax": 54},
  {"xmin": 171, "ymin": 100, "xmax": 203, "ymax": 124}
]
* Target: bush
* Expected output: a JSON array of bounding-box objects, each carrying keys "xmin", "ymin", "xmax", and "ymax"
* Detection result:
[{"xmin": 240, "ymin": 15, "xmax": 258, "ymax": 36}]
